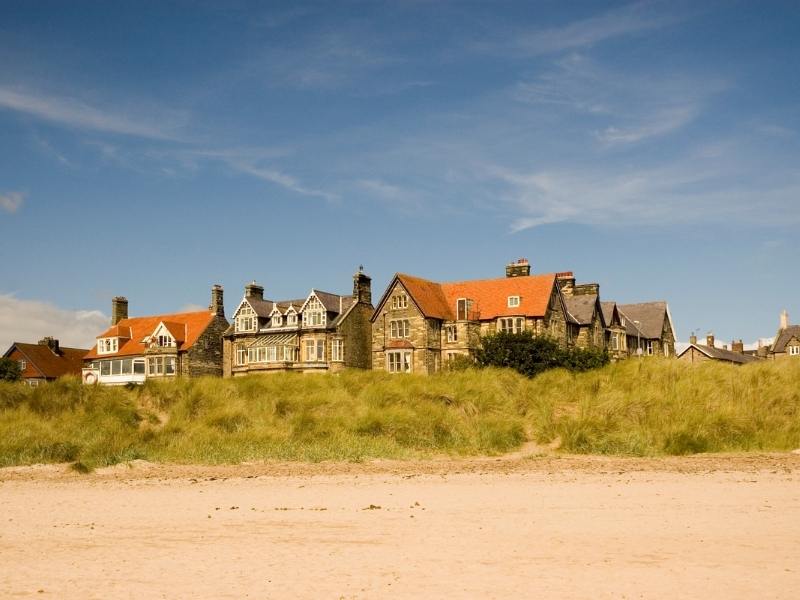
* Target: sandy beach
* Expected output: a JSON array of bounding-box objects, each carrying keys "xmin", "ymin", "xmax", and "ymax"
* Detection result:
[{"xmin": 2, "ymin": 454, "xmax": 799, "ymax": 599}]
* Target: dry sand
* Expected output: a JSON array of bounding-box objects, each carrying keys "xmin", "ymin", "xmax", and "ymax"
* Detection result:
[{"xmin": 2, "ymin": 453, "xmax": 799, "ymax": 599}]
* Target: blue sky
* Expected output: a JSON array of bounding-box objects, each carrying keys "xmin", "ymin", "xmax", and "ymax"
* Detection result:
[{"xmin": 1, "ymin": 0, "xmax": 799, "ymax": 350}]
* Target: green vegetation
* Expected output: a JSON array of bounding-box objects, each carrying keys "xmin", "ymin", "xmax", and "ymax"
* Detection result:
[
  {"xmin": 0, "ymin": 357, "xmax": 22, "ymax": 382},
  {"xmin": 475, "ymin": 331, "xmax": 610, "ymax": 376},
  {"xmin": 0, "ymin": 358, "xmax": 799, "ymax": 469}
]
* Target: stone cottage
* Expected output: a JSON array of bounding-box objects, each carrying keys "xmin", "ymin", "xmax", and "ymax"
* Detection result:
[
  {"xmin": 615, "ymin": 301, "xmax": 676, "ymax": 357},
  {"xmin": 222, "ymin": 268, "xmax": 374, "ymax": 376},
  {"xmin": 371, "ymin": 260, "xmax": 574, "ymax": 374},
  {"xmin": 770, "ymin": 310, "xmax": 800, "ymax": 359},
  {"xmin": 82, "ymin": 285, "xmax": 229, "ymax": 385}
]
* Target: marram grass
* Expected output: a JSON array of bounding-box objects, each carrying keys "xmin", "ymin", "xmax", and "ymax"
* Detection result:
[{"xmin": 0, "ymin": 358, "xmax": 799, "ymax": 469}]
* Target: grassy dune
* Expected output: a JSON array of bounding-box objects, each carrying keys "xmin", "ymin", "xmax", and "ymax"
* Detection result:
[{"xmin": 1, "ymin": 358, "xmax": 799, "ymax": 469}]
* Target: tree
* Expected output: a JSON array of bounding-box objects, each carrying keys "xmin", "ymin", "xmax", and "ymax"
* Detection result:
[
  {"xmin": 0, "ymin": 357, "xmax": 23, "ymax": 382},
  {"xmin": 474, "ymin": 331, "xmax": 609, "ymax": 377}
]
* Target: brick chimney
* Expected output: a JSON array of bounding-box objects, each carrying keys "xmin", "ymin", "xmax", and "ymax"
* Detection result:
[
  {"xmin": 556, "ymin": 272, "xmax": 575, "ymax": 296},
  {"xmin": 706, "ymin": 333, "xmax": 715, "ymax": 348},
  {"xmin": 353, "ymin": 266, "xmax": 372, "ymax": 304},
  {"xmin": 780, "ymin": 309, "xmax": 789, "ymax": 330},
  {"xmin": 112, "ymin": 296, "xmax": 128, "ymax": 325},
  {"xmin": 245, "ymin": 281, "xmax": 264, "ymax": 301},
  {"xmin": 505, "ymin": 258, "xmax": 531, "ymax": 278},
  {"xmin": 689, "ymin": 334, "xmax": 697, "ymax": 344},
  {"xmin": 209, "ymin": 284, "xmax": 225, "ymax": 317},
  {"xmin": 38, "ymin": 336, "xmax": 60, "ymax": 354},
  {"xmin": 731, "ymin": 339, "xmax": 744, "ymax": 354}
]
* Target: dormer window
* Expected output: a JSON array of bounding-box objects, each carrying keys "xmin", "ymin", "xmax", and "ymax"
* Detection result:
[
  {"xmin": 272, "ymin": 314, "xmax": 283, "ymax": 327},
  {"xmin": 508, "ymin": 296, "xmax": 520, "ymax": 308},
  {"xmin": 286, "ymin": 311, "xmax": 298, "ymax": 326},
  {"xmin": 235, "ymin": 304, "xmax": 256, "ymax": 332},
  {"xmin": 157, "ymin": 334, "xmax": 173, "ymax": 347},
  {"xmin": 302, "ymin": 297, "xmax": 326, "ymax": 327},
  {"xmin": 456, "ymin": 298, "xmax": 473, "ymax": 321},
  {"xmin": 97, "ymin": 337, "xmax": 119, "ymax": 355}
]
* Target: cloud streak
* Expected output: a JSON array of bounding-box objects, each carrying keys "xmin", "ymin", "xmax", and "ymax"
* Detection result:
[
  {"xmin": 0, "ymin": 191, "xmax": 25, "ymax": 214},
  {"xmin": 486, "ymin": 2, "xmax": 688, "ymax": 57},
  {"xmin": 0, "ymin": 86, "xmax": 185, "ymax": 140}
]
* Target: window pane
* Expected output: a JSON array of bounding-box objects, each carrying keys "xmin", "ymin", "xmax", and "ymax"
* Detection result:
[{"xmin": 101, "ymin": 361, "xmax": 110, "ymax": 375}]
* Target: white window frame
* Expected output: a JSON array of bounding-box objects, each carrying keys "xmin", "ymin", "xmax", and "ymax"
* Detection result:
[
  {"xmin": 332, "ymin": 338, "xmax": 344, "ymax": 362},
  {"xmin": 391, "ymin": 294, "xmax": 408, "ymax": 310},
  {"xmin": 18, "ymin": 359, "xmax": 26, "ymax": 371},
  {"xmin": 445, "ymin": 325, "xmax": 457, "ymax": 342},
  {"xmin": 789, "ymin": 345, "xmax": 800, "ymax": 356},
  {"xmin": 286, "ymin": 311, "xmax": 298, "ymax": 326},
  {"xmin": 235, "ymin": 304, "xmax": 256, "ymax": 333},
  {"xmin": 507, "ymin": 296, "xmax": 520, "ymax": 308},
  {"xmin": 236, "ymin": 346, "xmax": 247, "ymax": 366},
  {"xmin": 456, "ymin": 298, "xmax": 473, "ymax": 321},
  {"xmin": 390, "ymin": 319, "xmax": 410, "ymax": 339},
  {"xmin": 387, "ymin": 350, "xmax": 412, "ymax": 373},
  {"xmin": 498, "ymin": 317, "xmax": 525, "ymax": 334},
  {"xmin": 304, "ymin": 338, "xmax": 325, "ymax": 362}
]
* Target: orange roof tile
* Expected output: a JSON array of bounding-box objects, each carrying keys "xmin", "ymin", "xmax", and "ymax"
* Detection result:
[
  {"xmin": 394, "ymin": 272, "xmax": 558, "ymax": 321},
  {"xmin": 161, "ymin": 321, "xmax": 187, "ymax": 343},
  {"xmin": 396, "ymin": 274, "xmax": 453, "ymax": 320},
  {"xmin": 84, "ymin": 311, "xmax": 214, "ymax": 359},
  {"xmin": 96, "ymin": 324, "xmax": 132, "ymax": 339}
]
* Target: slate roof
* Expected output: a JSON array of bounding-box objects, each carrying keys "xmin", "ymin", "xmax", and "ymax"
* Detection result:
[
  {"xmin": 617, "ymin": 302, "xmax": 668, "ymax": 339},
  {"xmin": 677, "ymin": 344, "xmax": 759, "ymax": 365},
  {"xmin": 600, "ymin": 302, "xmax": 620, "ymax": 328},
  {"xmin": 4, "ymin": 342, "xmax": 89, "ymax": 379},
  {"xmin": 84, "ymin": 311, "xmax": 216, "ymax": 359},
  {"xmin": 390, "ymin": 272, "xmax": 558, "ymax": 322},
  {"xmin": 772, "ymin": 325, "xmax": 800, "ymax": 353},
  {"xmin": 564, "ymin": 294, "xmax": 600, "ymax": 326}
]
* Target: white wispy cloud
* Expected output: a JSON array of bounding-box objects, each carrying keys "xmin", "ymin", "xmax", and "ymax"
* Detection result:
[
  {"xmin": 512, "ymin": 54, "xmax": 726, "ymax": 145},
  {"xmin": 485, "ymin": 159, "xmax": 800, "ymax": 233},
  {"xmin": 487, "ymin": 2, "xmax": 688, "ymax": 57},
  {"xmin": 231, "ymin": 160, "xmax": 338, "ymax": 201},
  {"xmin": 0, "ymin": 86, "xmax": 186, "ymax": 140},
  {"xmin": 0, "ymin": 294, "xmax": 108, "ymax": 351},
  {"xmin": 0, "ymin": 191, "xmax": 25, "ymax": 214}
]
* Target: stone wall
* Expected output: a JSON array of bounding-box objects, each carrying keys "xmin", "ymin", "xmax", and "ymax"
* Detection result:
[{"xmin": 186, "ymin": 314, "xmax": 229, "ymax": 377}]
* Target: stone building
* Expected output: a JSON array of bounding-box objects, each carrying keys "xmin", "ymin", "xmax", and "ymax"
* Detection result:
[
  {"xmin": 558, "ymin": 274, "xmax": 606, "ymax": 349},
  {"xmin": 677, "ymin": 334, "xmax": 758, "ymax": 365},
  {"xmin": 769, "ymin": 310, "xmax": 800, "ymax": 359},
  {"xmin": 371, "ymin": 260, "xmax": 574, "ymax": 374},
  {"xmin": 82, "ymin": 285, "xmax": 229, "ymax": 385},
  {"xmin": 222, "ymin": 268, "xmax": 374, "ymax": 376},
  {"xmin": 615, "ymin": 301, "xmax": 676, "ymax": 357},
  {"xmin": 600, "ymin": 302, "xmax": 628, "ymax": 360},
  {"xmin": 2, "ymin": 337, "xmax": 88, "ymax": 386}
]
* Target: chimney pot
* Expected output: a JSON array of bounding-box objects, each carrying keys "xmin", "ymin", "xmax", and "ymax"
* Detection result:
[
  {"xmin": 505, "ymin": 258, "xmax": 531, "ymax": 278},
  {"xmin": 780, "ymin": 309, "xmax": 789, "ymax": 330},
  {"xmin": 689, "ymin": 334, "xmax": 697, "ymax": 345},
  {"xmin": 706, "ymin": 333, "xmax": 715, "ymax": 348}
]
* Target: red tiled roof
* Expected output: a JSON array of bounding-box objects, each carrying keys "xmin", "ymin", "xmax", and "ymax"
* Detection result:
[
  {"xmin": 386, "ymin": 339, "xmax": 415, "ymax": 349},
  {"xmin": 396, "ymin": 274, "xmax": 453, "ymax": 320},
  {"xmin": 162, "ymin": 321, "xmax": 187, "ymax": 343},
  {"xmin": 395, "ymin": 272, "xmax": 558, "ymax": 321},
  {"xmin": 84, "ymin": 311, "xmax": 214, "ymax": 359},
  {"xmin": 5, "ymin": 343, "xmax": 89, "ymax": 378},
  {"xmin": 97, "ymin": 324, "xmax": 132, "ymax": 339}
]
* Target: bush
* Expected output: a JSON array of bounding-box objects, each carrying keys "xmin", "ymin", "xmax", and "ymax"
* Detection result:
[
  {"xmin": 474, "ymin": 331, "xmax": 609, "ymax": 377},
  {"xmin": 0, "ymin": 357, "xmax": 22, "ymax": 382}
]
